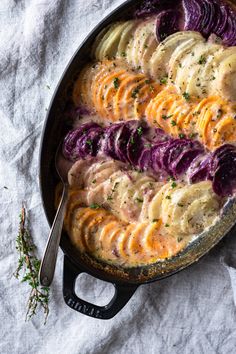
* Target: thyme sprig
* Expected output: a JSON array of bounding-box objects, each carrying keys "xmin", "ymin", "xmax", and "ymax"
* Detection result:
[{"xmin": 14, "ymin": 206, "xmax": 50, "ymax": 324}]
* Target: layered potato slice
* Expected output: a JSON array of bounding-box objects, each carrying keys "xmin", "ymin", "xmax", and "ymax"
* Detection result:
[
  {"xmin": 145, "ymin": 85, "xmax": 197, "ymax": 137},
  {"xmin": 183, "ymin": 43, "xmax": 222, "ymax": 98},
  {"xmin": 92, "ymin": 18, "xmax": 158, "ymax": 75},
  {"xmin": 150, "ymin": 31, "xmax": 203, "ymax": 81},
  {"xmin": 193, "ymin": 96, "xmax": 236, "ymax": 149},
  {"xmin": 68, "ymin": 157, "xmax": 162, "ymax": 223},
  {"xmin": 216, "ymin": 53, "xmax": 236, "ymax": 102},
  {"xmin": 67, "ymin": 158, "xmax": 221, "ymax": 236},
  {"xmin": 174, "ymin": 42, "xmax": 220, "ymax": 96},
  {"xmin": 64, "ymin": 204, "xmax": 186, "ymax": 266},
  {"xmin": 126, "ymin": 18, "xmax": 157, "ymax": 75},
  {"xmin": 158, "ymin": 181, "xmax": 220, "ymax": 237},
  {"xmin": 73, "ymin": 64, "xmax": 97, "ymax": 109},
  {"xmin": 92, "ymin": 20, "xmax": 138, "ymax": 61},
  {"xmin": 167, "ymin": 36, "xmax": 236, "ymax": 101},
  {"xmin": 73, "ymin": 59, "xmax": 236, "ymax": 150},
  {"xmin": 95, "ymin": 22, "xmax": 135, "ymax": 61},
  {"xmin": 73, "ymin": 60, "xmax": 161, "ymax": 121},
  {"xmin": 64, "ymin": 177, "xmax": 220, "ymax": 266},
  {"xmin": 145, "ymin": 85, "xmax": 236, "ymax": 149}
]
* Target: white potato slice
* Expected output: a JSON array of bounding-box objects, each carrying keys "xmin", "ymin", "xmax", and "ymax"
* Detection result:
[
  {"xmin": 91, "ymin": 25, "xmax": 112, "ymax": 58},
  {"xmin": 169, "ymin": 38, "xmax": 203, "ymax": 85},
  {"xmin": 216, "ymin": 53, "xmax": 236, "ymax": 101},
  {"xmin": 87, "ymin": 182, "xmax": 108, "ymax": 206},
  {"xmin": 163, "ymin": 181, "xmax": 219, "ymax": 236},
  {"xmin": 148, "ymin": 183, "xmax": 171, "ymax": 222},
  {"xmin": 174, "ymin": 42, "xmax": 208, "ymax": 94},
  {"xmin": 93, "ymin": 23, "xmax": 119, "ymax": 59},
  {"xmin": 98, "ymin": 22, "xmax": 132, "ymax": 60},
  {"xmin": 94, "ymin": 22, "xmax": 122, "ymax": 60},
  {"xmin": 68, "ymin": 159, "xmax": 93, "ymax": 188},
  {"xmin": 117, "ymin": 21, "xmax": 138, "ymax": 57},
  {"xmin": 198, "ymin": 45, "xmax": 224, "ymax": 96},
  {"xmin": 185, "ymin": 43, "xmax": 221, "ymax": 98},
  {"xmin": 180, "ymin": 195, "xmax": 220, "ymax": 235},
  {"xmin": 126, "ymin": 18, "xmax": 157, "ymax": 71},
  {"xmin": 150, "ymin": 31, "xmax": 203, "ymax": 80},
  {"xmin": 141, "ymin": 32, "xmax": 159, "ymax": 76},
  {"xmin": 85, "ymin": 160, "xmax": 120, "ymax": 187}
]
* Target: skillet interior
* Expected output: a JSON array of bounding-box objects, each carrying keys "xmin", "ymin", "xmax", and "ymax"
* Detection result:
[{"xmin": 40, "ymin": 0, "xmax": 236, "ymax": 285}]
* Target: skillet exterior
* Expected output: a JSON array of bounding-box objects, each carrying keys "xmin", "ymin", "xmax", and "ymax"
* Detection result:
[{"xmin": 39, "ymin": 0, "xmax": 236, "ymax": 317}]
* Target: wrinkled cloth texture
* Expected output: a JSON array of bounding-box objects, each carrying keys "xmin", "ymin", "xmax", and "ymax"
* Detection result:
[{"xmin": 1, "ymin": 0, "xmax": 236, "ymax": 353}]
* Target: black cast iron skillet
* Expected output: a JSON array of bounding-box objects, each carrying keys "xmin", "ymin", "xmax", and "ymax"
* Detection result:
[{"xmin": 39, "ymin": 0, "xmax": 236, "ymax": 319}]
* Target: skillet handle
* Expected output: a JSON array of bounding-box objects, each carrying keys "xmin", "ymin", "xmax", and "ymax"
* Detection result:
[{"xmin": 63, "ymin": 256, "xmax": 138, "ymax": 319}]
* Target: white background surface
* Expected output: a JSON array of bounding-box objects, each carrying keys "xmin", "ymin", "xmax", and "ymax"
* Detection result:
[{"xmin": 1, "ymin": 1, "xmax": 236, "ymax": 353}]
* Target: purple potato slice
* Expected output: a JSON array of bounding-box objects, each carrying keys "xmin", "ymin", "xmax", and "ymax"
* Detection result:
[
  {"xmin": 188, "ymin": 154, "xmax": 212, "ymax": 183},
  {"xmin": 156, "ymin": 9, "xmax": 181, "ymax": 42},
  {"xmin": 172, "ymin": 148, "xmax": 204, "ymax": 177},
  {"xmin": 76, "ymin": 127, "xmax": 103, "ymax": 158},
  {"xmin": 213, "ymin": 162, "xmax": 236, "ymax": 196},
  {"xmin": 103, "ymin": 123, "xmax": 124, "ymax": 160},
  {"xmin": 183, "ymin": 0, "xmax": 203, "ymax": 31},
  {"xmin": 63, "ymin": 122, "xmax": 100, "ymax": 160},
  {"xmin": 138, "ymin": 148, "xmax": 152, "ymax": 171}
]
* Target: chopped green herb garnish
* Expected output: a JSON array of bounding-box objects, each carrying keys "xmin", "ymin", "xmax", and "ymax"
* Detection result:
[
  {"xmin": 165, "ymin": 224, "xmax": 170, "ymax": 228},
  {"xmin": 166, "ymin": 195, "xmax": 171, "ymax": 200},
  {"xmin": 189, "ymin": 133, "xmax": 198, "ymax": 139},
  {"xmin": 217, "ymin": 109, "xmax": 223, "ymax": 119},
  {"xmin": 131, "ymin": 87, "xmax": 140, "ymax": 99},
  {"xmin": 90, "ymin": 204, "xmax": 101, "ymax": 209},
  {"xmin": 130, "ymin": 136, "xmax": 135, "ymax": 145},
  {"xmin": 144, "ymin": 143, "xmax": 152, "ymax": 148},
  {"xmin": 152, "ymin": 219, "xmax": 159, "ymax": 223},
  {"xmin": 92, "ymin": 179, "xmax": 97, "ymax": 184},
  {"xmin": 171, "ymin": 182, "xmax": 177, "ymax": 188},
  {"xmin": 171, "ymin": 120, "xmax": 177, "ymax": 126},
  {"xmin": 121, "ymin": 52, "xmax": 126, "ymax": 57},
  {"xmin": 86, "ymin": 139, "xmax": 92, "ymax": 146},
  {"xmin": 178, "ymin": 203, "xmax": 184, "ymax": 208},
  {"xmin": 113, "ymin": 77, "xmax": 120, "ymax": 89},
  {"xmin": 198, "ymin": 55, "xmax": 207, "ymax": 65},
  {"xmin": 136, "ymin": 198, "xmax": 143, "ymax": 203},
  {"xmin": 183, "ymin": 92, "xmax": 190, "ymax": 101},
  {"xmin": 160, "ymin": 76, "xmax": 168, "ymax": 85},
  {"xmin": 179, "ymin": 133, "xmax": 185, "ymax": 139},
  {"xmin": 107, "ymin": 196, "xmax": 113, "ymax": 201},
  {"xmin": 137, "ymin": 127, "xmax": 143, "ymax": 136},
  {"xmin": 162, "ymin": 114, "xmax": 173, "ymax": 120}
]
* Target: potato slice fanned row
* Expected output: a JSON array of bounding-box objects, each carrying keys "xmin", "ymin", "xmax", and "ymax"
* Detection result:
[
  {"xmin": 146, "ymin": 86, "xmax": 236, "ymax": 150},
  {"xmin": 73, "ymin": 60, "xmax": 236, "ymax": 150},
  {"xmin": 68, "ymin": 158, "xmax": 162, "ymax": 223},
  {"xmin": 67, "ymin": 158, "xmax": 221, "ymax": 237},
  {"xmin": 158, "ymin": 33, "xmax": 236, "ymax": 101},
  {"xmin": 73, "ymin": 60, "xmax": 161, "ymax": 121},
  {"xmin": 64, "ymin": 204, "xmax": 186, "ymax": 267},
  {"xmin": 93, "ymin": 25, "xmax": 236, "ymax": 101},
  {"xmin": 64, "ymin": 163, "xmax": 220, "ymax": 267},
  {"xmin": 92, "ymin": 18, "xmax": 159, "ymax": 76}
]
